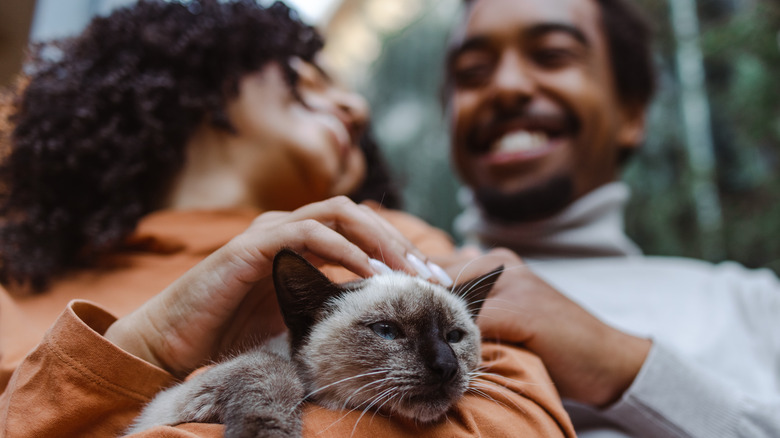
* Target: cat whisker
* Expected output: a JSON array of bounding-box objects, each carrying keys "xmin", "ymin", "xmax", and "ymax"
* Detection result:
[
  {"xmin": 469, "ymin": 370, "xmax": 541, "ymax": 388},
  {"xmin": 452, "ymin": 259, "xmax": 541, "ymax": 293},
  {"xmin": 318, "ymin": 404, "xmax": 366, "ymax": 434},
  {"xmin": 350, "ymin": 388, "xmax": 397, "ymax": 438},
  {"xmin": 443, "ymin": 411, "xmax": 455, "ymax": 428},
  {"xmin": 468, "ymin": 379, "xmax": 527, "ymax": 411},
  {"xmin": 369, "ymin": 390, "xmax": 400, "ymax": 423},
  {"xmin": 449, "ymin": 255, "xmax": 523, "ymax": 287},
  {"xmin": 467, "ymin": 381, "xmax": 527, "ymax": 413},
  {"xmin": 454, "ymin": 280, "xmax": 496, "ymax": 304},
  {"xmin": 467, "ymin": 370, "xmax": 536, "ymax": 413},
  {"xmin": 469, "ymin": 370, "xmax": 537, "ymax": 411},
  {"xmin": 339, "ymin": 376, "xmax": 395, "ymax": 410},
  {"xmin": 471, "ymin": 364, "xmax": 491, "ymax": 373},
  {"xmin": 304, "ymin": 369, "xmax": 389, "ymax": 401},
  {"xmin": 451, "ymin": 255, "xmax": 496, "ymax": 288},
  {"xmin": 466, "ymin": 385, "xmax": 510, "ymax": 409}
]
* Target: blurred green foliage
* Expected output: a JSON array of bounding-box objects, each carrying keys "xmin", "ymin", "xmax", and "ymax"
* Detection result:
[
  {"xmin": 362, "ymin": 0, "xmax": 780, "ymax": 273},
  {"xmin": 626, "ymin": 0, "xmax": 780, "ymax": 272}
]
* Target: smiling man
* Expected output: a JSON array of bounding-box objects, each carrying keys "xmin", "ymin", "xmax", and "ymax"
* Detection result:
[
  {"xmin": 448, "ymin": 0, "xmax": 649, "ymax": 224},
  {"xmin": 441, "ymin": 0, "xmax": 780, "ymax": 437}
]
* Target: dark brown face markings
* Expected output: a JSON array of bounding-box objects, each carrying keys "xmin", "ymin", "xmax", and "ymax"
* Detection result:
[{"xmin": 419, "ymin": 325, "xmax": 460, "ymax": 384}]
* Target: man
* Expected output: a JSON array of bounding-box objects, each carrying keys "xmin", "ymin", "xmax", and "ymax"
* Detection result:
[{"xmin": 441, "ymin": 0, "xmax": 780, "ymax": 436}]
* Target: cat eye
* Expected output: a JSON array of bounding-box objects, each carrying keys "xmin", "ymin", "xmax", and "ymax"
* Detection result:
[
  {"xmin": 446, "ymin": 329, "xmax": 464, "ymax": 343},
  {"xmin": 369, "ymin": 321, "xmax": 401, "ymax": 340}
]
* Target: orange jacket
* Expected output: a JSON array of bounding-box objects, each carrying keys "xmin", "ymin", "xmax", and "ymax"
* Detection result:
[{"xmin": 0, "ymin": 208, "xmax": 574, "ymax": 437}]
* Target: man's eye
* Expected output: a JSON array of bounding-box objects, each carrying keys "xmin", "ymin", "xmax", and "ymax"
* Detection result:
[
  {"xmin": 533, "ymin": 48, "xmax": 576, "ymax": 68},
  {"xmin": 451, "ymin": 52, "xmax": 494, "ymax": 88},
  {"xmin": 453, "ymin": 64, "xmax": 492, "ymax": 87}
]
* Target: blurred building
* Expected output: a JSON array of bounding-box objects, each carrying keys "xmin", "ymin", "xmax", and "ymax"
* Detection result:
[
  {"xmin": 321, "ymin": 0, "xmax": 428, "ymax": 89},
  {"xmin": 0, "ymin": 0, "xmax": 37, "ymax": 86}
]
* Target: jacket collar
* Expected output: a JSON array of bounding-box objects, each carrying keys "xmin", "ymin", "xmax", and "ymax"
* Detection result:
[{"xmin": 123, "ymin": 208, "xmax": 260, "ymax": 255}]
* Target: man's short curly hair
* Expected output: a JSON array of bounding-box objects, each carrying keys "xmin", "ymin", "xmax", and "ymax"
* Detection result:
[{"xmin": 0, "ymin": 0, "xmax": 329, "ymax": 291}]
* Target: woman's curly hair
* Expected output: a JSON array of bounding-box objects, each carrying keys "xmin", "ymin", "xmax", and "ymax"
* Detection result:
[{"xmin": 0, "ymin": 0, "xmax": 342, "ymax": 291}]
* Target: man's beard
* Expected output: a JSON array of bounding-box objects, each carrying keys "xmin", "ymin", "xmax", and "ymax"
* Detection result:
[{"xmin": 473, "ymin": 174, "xmax": 574, "ymax": 223}]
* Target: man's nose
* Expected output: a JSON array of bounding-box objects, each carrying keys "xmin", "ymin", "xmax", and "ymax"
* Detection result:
[{"xmin": 491, "ymin": 51, "xmax": 535, "ymax": 109}]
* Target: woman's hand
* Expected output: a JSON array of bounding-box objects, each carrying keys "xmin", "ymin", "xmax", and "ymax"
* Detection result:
[
  {"xmin": 105, "ymin": 196, "xmax": 435, "ymax": 378},
  {"xmin": 432, "ymin": 247, "xmax": 651, "ymax": 408}
]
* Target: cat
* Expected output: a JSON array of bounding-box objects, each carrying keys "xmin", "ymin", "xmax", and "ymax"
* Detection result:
[{"xmin": 126, "ymin": 249, "xmax": 502, "ymax": 437}]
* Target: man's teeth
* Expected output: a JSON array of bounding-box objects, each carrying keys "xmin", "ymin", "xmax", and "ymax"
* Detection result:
[{"xmin": 491, "ymin": 131, "xmax": 548, "ymax": 153}]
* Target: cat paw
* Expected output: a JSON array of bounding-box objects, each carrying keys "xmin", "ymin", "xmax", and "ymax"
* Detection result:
[{"xmin": 224, "ymin": 414, "xmax": 302, "ymax": 438}]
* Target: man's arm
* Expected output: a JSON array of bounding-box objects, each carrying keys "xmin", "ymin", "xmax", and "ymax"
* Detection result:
[
  {"xmin": 601, "ymin": 341, "xmax": 780, "ymax": 438},
  {"xmin": 436, "ymin": 248, "xmax": 651, "ymax": 407},
  {"xmin": 433, "ymin": 248, "xmax": 780, "ymax": 438}
]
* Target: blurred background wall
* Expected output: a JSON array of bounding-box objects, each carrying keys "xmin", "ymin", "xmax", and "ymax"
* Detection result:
[
  {"xmin": 2, "ymin": 0, "xmax": 779, "ymax": 273},
  {"xmin": 0, "ymin": 0, "xmax": 37, "ymax": 87}
]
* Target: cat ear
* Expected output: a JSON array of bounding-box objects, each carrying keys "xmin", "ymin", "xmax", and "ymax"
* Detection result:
[
  {"xmin": 272, "ymin": 249, "xmax": 344, "ymax": 345},
  {"xmin": 450, "ymin": 266, "xmax": 503, "ymax": 319}
]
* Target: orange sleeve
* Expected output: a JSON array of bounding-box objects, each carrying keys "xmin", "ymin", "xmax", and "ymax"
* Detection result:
[
  {"xmin": 0, "ymin": 288, "xmax": 44, "ymax": 392},
  {"xmin": 0, "ymin": 214, "xmax": 574, "ymax": 437},
  {"xmin": 0, "ymin": 300, "xmax": 176, "ymax": 437},
  {"xmin": 298, "ymin": 342, "xmax": 575, "ymax": 438},
  {"xmin": 124, "ymin": 343, "xmax": 575, "ymax": 438}
]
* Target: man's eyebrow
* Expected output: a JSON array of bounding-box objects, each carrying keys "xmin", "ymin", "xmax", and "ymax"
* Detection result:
[
  {"xmin": 524, "ymin": 23, "xmax": 589, "ymax": 46},
  {"xmin": 448, "ymin": 22, "xmax": 589, "ymax": 62}
]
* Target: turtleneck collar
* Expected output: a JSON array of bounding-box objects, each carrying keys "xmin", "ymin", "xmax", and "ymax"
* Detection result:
[{"xmin": 454, "ymin": 181, "xmax": 642, "ymax": 259}]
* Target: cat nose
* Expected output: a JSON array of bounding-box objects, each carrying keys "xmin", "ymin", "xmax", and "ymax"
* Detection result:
[{"xmin": 427, "ymin": 341, "xmax": 458, "ymax": 383}]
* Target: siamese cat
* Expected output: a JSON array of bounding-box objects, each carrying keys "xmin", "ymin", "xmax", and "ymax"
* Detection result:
[{"xmin": 126, "ymin": 249, "xmax": 502, "ymax": 437}]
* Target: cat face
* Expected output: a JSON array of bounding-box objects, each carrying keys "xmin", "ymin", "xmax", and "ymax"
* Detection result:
[{"xmin": 272, "ymin": 249, "xmax": 502, "ymax": 423}]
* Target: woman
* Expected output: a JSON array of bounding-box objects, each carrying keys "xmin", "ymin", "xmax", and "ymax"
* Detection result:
[{"xmin": 0, "ymin": 1, "xmax": 573, "ymax": 436}]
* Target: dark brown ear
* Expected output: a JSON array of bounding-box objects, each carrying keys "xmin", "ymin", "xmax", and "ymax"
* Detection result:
[
  {"xmin": 273, "ymin": 249, "xmax": 344, "ymax": 348},
  {"xmin": 450, "ymin": 266, "xmax": 503, "ymax": 319}
]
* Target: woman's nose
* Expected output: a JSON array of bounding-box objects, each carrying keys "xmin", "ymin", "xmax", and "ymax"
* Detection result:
[
  {"xmin": 335, "ymin": 88, "xmax": 369, "ymax": 131},
  {"xmin": 332, "ymin": 87, "xmax": 370, "ymax": 142}
]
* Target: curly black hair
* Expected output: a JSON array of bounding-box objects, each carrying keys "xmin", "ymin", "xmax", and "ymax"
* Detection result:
[{"xmin": 0, "ymin": 0, "xmax": 399, "ymax": 292}]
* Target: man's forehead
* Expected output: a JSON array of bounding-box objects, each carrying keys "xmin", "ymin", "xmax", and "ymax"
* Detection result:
[{"xmin": 458, "ymin": 0, "xmax": 602, "ymax": 43}]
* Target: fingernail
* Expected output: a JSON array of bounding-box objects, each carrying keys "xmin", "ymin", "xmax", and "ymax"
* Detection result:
[
  {"xmin": 406, "ymin": 253, "xmax": 433, "ymax": 279},
  {"xmin": 427, "ymin": 261, "xmax": 453, "ymax": 287},
  {"xmin": 369, "ymin": 258, "xmax": 393, "ymax": 275}
]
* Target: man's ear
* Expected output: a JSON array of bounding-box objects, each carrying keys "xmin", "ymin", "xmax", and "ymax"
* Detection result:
[
  {"xmin": 616, "ymin": 103, "xmax": 647, "ymax": 151},
  {"xmin": 272, "ymin": 249, "xmax": 343, "ymax": 348},
  {"xmin": 450, "ymin": 266, "xmax": 503, "ymax": 319}
]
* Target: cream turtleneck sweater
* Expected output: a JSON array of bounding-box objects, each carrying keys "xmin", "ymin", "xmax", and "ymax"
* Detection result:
[
  {"xmin": 455, "ymin": 181, "xmax": 641, "ymax": 258},
  {"xmin": 454, "ymin": 181, "xmax": 780, "ymax": 438}
]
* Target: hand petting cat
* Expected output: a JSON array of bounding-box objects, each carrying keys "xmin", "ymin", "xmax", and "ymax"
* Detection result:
[
  {"xmin": 104, "ymin": 196, "xmax": 433, "ymax": 379},
  {"xmin": 432, "ymin": 248, "xmax": 652, "ymax": 408}
]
